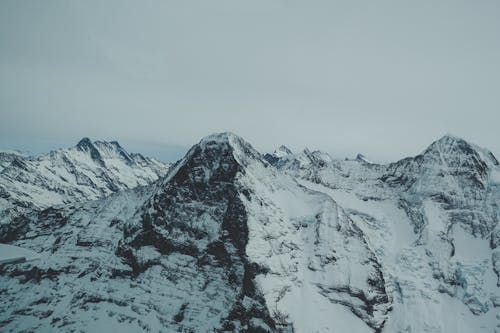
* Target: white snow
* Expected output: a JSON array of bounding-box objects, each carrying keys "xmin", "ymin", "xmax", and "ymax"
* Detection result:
[{"xmin": 1, "ymin": 132, "xmax": 499, "ymax": 333}]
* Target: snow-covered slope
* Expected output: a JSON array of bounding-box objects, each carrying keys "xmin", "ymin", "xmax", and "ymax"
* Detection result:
[
  {"xmin": 267, "ymin": 134, "xmax": 500, "ymax": 332},
  {"xmin": 0, "ymin": 138, "xmax": 169, "ymax": 216},
  {"xmin": 0, "ymin": 133, "xmax": 498, "ymax": 333},
  {"xmin": 0, "ymin": 133, "xmax": 391, "ymax": 332}
]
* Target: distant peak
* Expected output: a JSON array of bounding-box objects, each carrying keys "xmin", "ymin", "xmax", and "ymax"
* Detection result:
[
  {"xmin": 76, "ymin": 137, "xmax": 94, "ymax": 150},
  {"xmin": 75, "ymin": 137, "xmax": 104, "ymax": 164},
  {"xmin": 110, "ymin": 140, "xmax": 124, "ymax": 149},
  {"xmin": 356, "ymin": 153, "xmax": 373, "ymax": 164},
  {"xmin": 273, "ymin": 145, "xmax": 293, "ymax": 158}
]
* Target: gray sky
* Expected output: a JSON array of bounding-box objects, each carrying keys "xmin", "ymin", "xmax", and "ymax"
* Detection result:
[{"xmin": 1, "ymin": 0, "xmax": 499, "ymax": 162}]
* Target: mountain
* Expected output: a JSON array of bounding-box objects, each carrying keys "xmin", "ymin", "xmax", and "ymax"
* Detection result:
[
  {"xmin": 267, "ymin": 134, "xmax": 500, "ymax": 332},
  {"xmin": 0, "ymin": 133, "xmax": 499, "ymax": 332},
  {"xmin": 0, "ymin": 138, "xmax": 169, "ymax": 216},
  {"xmin": 0, "ymin": 151, "xmax": 28, "ymax": 173},
  {"xmin": 356, "ymin": 153, "xmax": 373, "ymax": 164}
]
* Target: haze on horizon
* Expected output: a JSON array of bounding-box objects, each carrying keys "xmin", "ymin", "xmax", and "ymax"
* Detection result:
[{"xmin": 1, "ymin": 0, "xmax": 499, "ymax": 163}]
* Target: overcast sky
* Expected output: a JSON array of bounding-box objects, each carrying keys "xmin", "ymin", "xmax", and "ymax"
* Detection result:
[{"xmin": 1, "ymin": 0, "xmax": 499, "ymax": 162}]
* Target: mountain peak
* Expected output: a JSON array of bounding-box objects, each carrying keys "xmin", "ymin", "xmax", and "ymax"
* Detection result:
[
  {"xmin": 196, "ymin": 132, "xmax": 261, "ymax": 162},
  {"xmin": 356, "ymin": 153, "xmax": 373, "ymax": 164},
  {"xmin": 429, "ymin": 134, "xmax": 498, "ymax": 166},
  {"xmin": 198, "ymin": 131, "xmax": 238, "ymax": 144},
  {"xmin": 76, "ymin": 137, "xmax": 94, "ymax": 149},
  {"xmin": 163, "ymin": 132, "xmax": 263, "ymax": 187},
  {"xmin": 75, "ymin": 137, "xmax": 104, "ymax": 165},
  {"xmin": 273, "ymin": 145, "xmax": 293, "ymax": 158},
  {"xmin": 424, "ymin": 134, "xmax": 474, "ymax": 156},
  {"xmin": 424, "ymin": 135, "xmax": 499, "ymax": 166},
  {"xmin": 435, "ymin": 133, "xmax": 467, "ymax": 146}
]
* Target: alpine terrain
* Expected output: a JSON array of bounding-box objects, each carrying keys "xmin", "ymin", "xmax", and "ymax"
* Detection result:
[{"xmin": 0, "ymin": 133, "xmax": 498, "ymax": 333}]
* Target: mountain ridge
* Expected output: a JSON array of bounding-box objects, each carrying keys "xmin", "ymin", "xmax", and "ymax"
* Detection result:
[
  {"xmin": 0, "ymin": 138, "xmax": 169, "ymax": 217},
  {"xmin": 0, "ymin": 132, "xmax": 499, "ymax": 332}
]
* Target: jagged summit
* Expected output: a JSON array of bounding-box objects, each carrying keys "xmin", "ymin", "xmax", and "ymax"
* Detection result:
[
  {"xmin": 76, "ymin": 137, "xmax": 99, "ymax": 157},
  {"xmin": 75, "ymin": 137, "xmax": 104, "ymax": 164},
  {"xmin": 76, "ymin": 137, "xmax": 93, "ymax": 148},
  {"xmin": 76, "ymin": 137, "xmax": 124, "ymax": 153},
  {"xmin": 273, "ymin": 145, "xmax": 293, "ymax": 158},
  {"xmin": 73, "ymin": 137, "xmax": 166, "ymax": 167},
  {"xmin": 0, "ymin": 138, "xmax": 169, "ymax": 211}
]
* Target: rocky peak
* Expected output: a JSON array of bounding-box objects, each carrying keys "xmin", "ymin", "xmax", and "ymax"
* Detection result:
[
  {"xmin": 356, "ymin": 153, "xmax": 372, "ymax": 164},
  {"xmin": 75, "ymin": 137, "xmax": 104, "ymax": 165},
  {"xmin": 0, "ymin": 152, "xmax": 26, "ymax": 172},
  {"xmin": 119, "ymin": 133, "xmax": 275, "ymax": 331},
  {"xmin": 180, "ymin": 132, "xmax": 263, "ymax": 173},
  {"xmin": 0, "ymin": 138, "xmax": 169, "ymax": 213},
  {"xmin": 421, "ymin": 134, "xmax": 497, "ymax": 168},
  {"xmin": 273, "ymin": 145, "xmax": 293, "ymax": 158},
  {"xmin": 94, "ymin": 140, "xmax": 134, "ymax": 165},
  {"xmin": 425, "ymin": 134, "xmax": 478, "ymax": 159},
  {"xmin": 419, "ymin": 135, "xmax": 494, "ymax": 185},
  {"xmin": 384, "ymin": 135, "xmax": 494, "ymax": 188},
  {"xmin": 76, "ymin": 137, "xmax": 94, "ymax": 150}
]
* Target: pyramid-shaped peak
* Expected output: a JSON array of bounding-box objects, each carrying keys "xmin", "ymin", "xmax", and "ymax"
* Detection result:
[
  {"xmin": 419, "ymin": 134, "xmax": 500, "ymax": 169},
  {"xmin": 356, "ymin": 153, "xmax": 373, "ymax": 164},
  {"xmin": 167, "ymin": 132, "xmax": 262, "ymax": 173},
  {"xmin": 435, "ymin": 133, "xmax": 467, "ymax": 145},
  {"xmin": 160, "ymin": 132, "xmax": 263, "ymax": 189},
  {"xmin": 425, "ymin": 134, "xmax": 473, "ymax": 154}
]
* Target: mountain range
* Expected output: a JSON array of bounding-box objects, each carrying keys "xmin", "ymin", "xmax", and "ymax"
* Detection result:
[{"xmin": 0, "ymin": 133, "xmax": 499, "ymax": 333}]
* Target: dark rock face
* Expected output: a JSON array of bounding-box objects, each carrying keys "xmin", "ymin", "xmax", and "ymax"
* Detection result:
[
  {"xmin": 119, "ymin": 135, "xmax": 275, "ymax": 332},
  {"xmin": 0, "ymin": 213, "xmax": 32, "ymax": 243},
  {"xmin": 77, "ymin": 137, "xmax": 105, "ymax": 166}
]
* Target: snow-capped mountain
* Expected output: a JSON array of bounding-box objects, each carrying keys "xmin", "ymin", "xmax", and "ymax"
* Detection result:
[
  {"xmin": 0, "ymin": 138, "xmax": 169, "ymax": 215},
  {"xmin": 267, "ymin": 134, "xmax": 500, "ymax": 332},
  {"xmin": 0, "ymin": 133, "xmax": 498, "ymax": 332}
]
